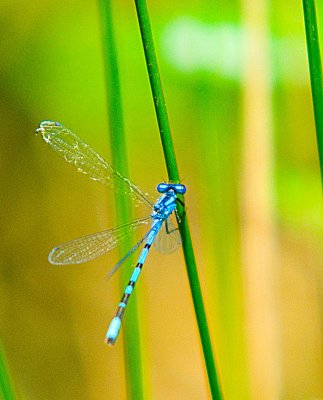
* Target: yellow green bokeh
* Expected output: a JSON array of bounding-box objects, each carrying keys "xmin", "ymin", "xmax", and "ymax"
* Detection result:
[{"xmin": 0, "ymin": 1, "xmax": 322, "ymax": 399}]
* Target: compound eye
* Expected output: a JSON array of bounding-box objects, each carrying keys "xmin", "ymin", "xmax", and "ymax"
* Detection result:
[
  {"xmin": 174, "ymin": 184, "xmax": 186, "ymax": 194},
  {"xmin": 157, "ymin": 183, "xmax": 168, "ymax": 193}
]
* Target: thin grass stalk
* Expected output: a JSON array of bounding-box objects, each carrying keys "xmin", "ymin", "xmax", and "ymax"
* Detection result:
[
  {"xmin": 99, "ymin": 1, "xmax": 144, "ymax": 399},
  {"xmin": 133, "ymin": 0, "xmax": 222, "ymax": 398},
  {"xmin": 0, "ymin": 342, "xmax": 16, "ymax": 400},
  {"xmin": 241, "ymin": 1, "xmax": 281, "ymax": 398},
  {"xmin": 303, "ymin": 0, "xmax": 323, "ymax": 183}
]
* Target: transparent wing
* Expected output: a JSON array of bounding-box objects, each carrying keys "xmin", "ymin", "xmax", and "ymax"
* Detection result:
[
  {"xmin": 105, "ymin": 228, "xmax": 152, "ymax": 280},
  {"xmin": 154, "ymin": 218, "xmax": 181, "ymax": 254},
  {"xmin": 36, "ymin": 121, "xmax": 154, "ymax": 208},
  {"xmin": 49, "ymin": 217, "xmax": 150, "ymax": 265}
]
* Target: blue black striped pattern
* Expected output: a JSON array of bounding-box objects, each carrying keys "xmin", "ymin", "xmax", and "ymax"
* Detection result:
[{"xmin": 105, "ymin": 195, "xmax": 177, "ymax": 345}]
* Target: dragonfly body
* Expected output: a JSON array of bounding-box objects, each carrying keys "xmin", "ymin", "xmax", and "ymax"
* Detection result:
[
  {"xmin": 106, "ymin": 184, "xmax": 185, "ymax": 345},
  {"xmin": 36, "ymin": 121, "xmax": 186, "ymax": 346}
]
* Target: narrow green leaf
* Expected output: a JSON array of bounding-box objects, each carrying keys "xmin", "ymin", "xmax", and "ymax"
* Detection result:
[
  {"xmin": 303, "ymin": 0, "xmax": 323, "ymax": 183},
  {"xmin": 0, "ymin": 341, "xmax": 16, "ymax": 400},
  {"xmin": 98, "ymin": 1, "xmax": 144, "ymax": 398},
  {"xmin": 133, "ymin": 0, "xmax": 223, "ymax": 398}
]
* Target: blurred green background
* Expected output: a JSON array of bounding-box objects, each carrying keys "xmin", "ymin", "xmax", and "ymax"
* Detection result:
[{"xmin": 0, "ymin": 0, "xmax": 322, "ymax": 399}]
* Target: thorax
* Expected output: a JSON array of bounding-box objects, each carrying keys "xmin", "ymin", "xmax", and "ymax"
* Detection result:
[{"xmin": 151, "ymin": 191, "xmax": 177, "ymax": 221}]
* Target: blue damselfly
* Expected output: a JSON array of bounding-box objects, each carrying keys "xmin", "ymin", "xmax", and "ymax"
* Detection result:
[{"xmin": 36, "ymin": 121, "xmax": 186, "ymax": 345}]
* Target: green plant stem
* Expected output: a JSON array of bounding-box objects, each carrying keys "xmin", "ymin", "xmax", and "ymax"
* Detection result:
[
  {"xmin": 0, "ymin": 341, "xmax": 15, "ymax": 400},
  {"xmin": 133, "ymin": 2, "xmax": 178, "ymax": 180},
  {"xmin": 303, "ymin": 0, "xmax": 323, "ymax": 183},
  {"xmin": 99, "ymin": 1, "xmax": 144, "ymax": 399},
  {"xmin": 133, "ymin": 0, "xmax": 223, "ymax": 398}
]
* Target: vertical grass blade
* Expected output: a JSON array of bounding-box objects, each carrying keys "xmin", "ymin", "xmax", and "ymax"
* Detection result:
[
  {"xmin": 0, "ymin": 342, "xmax": 16, "ymax": 400},
  {"xmin": 98, "ymin": 1, "xmax": 144, "ymax": 399},
  {"xmin": 303, "ymin": 0, "xmax": 323, "ymax": 183},
  {"xmin": 133, "ymin": 0, "xmax": 223, "ymax": 398},
  {"xmin": 241, "ymin": 1, "xmax": 281, "ymax": 398}
]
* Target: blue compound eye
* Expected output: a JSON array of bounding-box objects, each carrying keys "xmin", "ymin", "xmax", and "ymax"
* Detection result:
[
  {"xmin": 173, "ymin": 184, "xmax": 186, "ymax": 194},
  {"xmin": 157, "ymin": 183, "xmax": 168, "ymax": 193}
]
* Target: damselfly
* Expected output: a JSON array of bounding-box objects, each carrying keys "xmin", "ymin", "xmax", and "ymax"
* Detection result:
[{"xmin": 36, "ymin": 121, "xmax": 186, "ymax": 345}]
